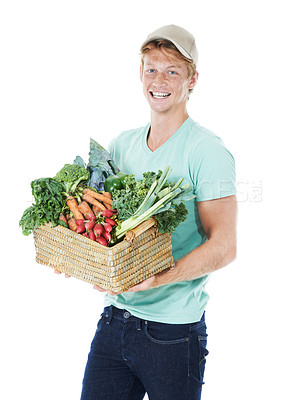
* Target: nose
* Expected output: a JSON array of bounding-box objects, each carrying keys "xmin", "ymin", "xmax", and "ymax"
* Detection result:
[{"xmin": 152, "ymin": 72, "xmax": 167, "ymax": 87}]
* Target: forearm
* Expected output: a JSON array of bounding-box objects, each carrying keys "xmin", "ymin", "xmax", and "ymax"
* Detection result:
[
  {"xmin": 124, "ymin": 196, "xmax": 237, "ymax": 294},
  {"xmin": 154, "ymin": 236, "xmax": 236, "ymax": 287}
]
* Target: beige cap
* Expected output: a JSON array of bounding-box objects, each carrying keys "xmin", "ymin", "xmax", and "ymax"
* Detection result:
[{"xmin": 141, "ymin": 24, "xmax": 198, "ymax": 65}]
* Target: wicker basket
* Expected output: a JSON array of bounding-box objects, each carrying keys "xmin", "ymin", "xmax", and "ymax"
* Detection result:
[{"xmin": 33, "ymin": 217, "xmax": 173, "ymax": 292}]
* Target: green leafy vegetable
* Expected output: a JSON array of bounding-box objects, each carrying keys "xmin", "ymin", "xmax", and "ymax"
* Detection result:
[
  {"xmin": 112, "ymin": 171, "xmax": 162, "ymax": 220},
  {"xmin": 154, "ymin": 203, "xmax": 188, "ymax": 234},
  {"xmin": 73, "ymin": 155, "xmax": 87, "ymax": 169},
  {"xmin": 112, "ymin": 166, "xmax": 195, "ymax": 240},
  {"xmin": 19, "ymin": 178, "xmax": 65, "ymax": 236},
  {"xmin": 87, "ymin": 138, "xmax": 120, "ymax": 191}
]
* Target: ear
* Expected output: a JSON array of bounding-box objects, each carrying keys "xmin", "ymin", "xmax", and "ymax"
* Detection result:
[
  {"xmin": 140, "ymin": 64, "xmax": 143, "ymax": 82},
  {"xmin": 188, "ymin": 71, "xmax": 199, "ymax": 90}
]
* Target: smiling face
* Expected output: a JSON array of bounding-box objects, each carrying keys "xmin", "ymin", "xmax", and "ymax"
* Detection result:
[{"xmin": 140, "ymin": 48, "xmax": 198, "ymax": 116}]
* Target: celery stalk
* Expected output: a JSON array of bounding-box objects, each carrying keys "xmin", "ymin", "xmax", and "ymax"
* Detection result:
[{"xmin": 115, "ymin": 189, "xmax": 181, "ymax": 239}]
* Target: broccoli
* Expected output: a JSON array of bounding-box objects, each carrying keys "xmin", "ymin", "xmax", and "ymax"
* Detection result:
[{"xmin": 54, "ymin": 164, "xmax": 90, "ymax": 195}]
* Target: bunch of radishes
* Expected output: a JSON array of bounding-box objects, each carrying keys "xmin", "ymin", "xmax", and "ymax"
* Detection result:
[{"xmin": 74, "ymin": 209, "xmax": 118, "ymax": 246}]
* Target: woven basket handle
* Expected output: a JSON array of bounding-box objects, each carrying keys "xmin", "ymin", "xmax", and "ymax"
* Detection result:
[{"xmin": 125, "ymin": 217, "xmax": 158, "ymax": 243}]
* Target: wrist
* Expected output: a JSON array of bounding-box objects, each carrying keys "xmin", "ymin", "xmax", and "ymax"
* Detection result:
[{"xmin": 154, "ymin": 262, "xmax": 176, "ymax": 287}]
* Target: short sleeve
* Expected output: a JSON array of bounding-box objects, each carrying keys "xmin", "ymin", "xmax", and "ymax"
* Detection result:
[
  {"xmin": 192, "ymin": 136, "xmax": 236, "ymax": 202},
  {"xmin": 107, "ymin": 137, "xmax": 116, "ymax": 158}
]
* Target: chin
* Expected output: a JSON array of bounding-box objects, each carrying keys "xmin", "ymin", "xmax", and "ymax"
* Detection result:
[{"xmin": 148, "ymin": 98, "xmax": 172, "ymax": 113}]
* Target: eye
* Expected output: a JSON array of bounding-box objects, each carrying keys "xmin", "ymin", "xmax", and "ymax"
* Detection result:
[
  {"xmin": 168, "ymin": 70, "xmax": 177, "ymax": 75},
  {"xmin": 147, "ymin": 69, "xmax": 155, "ymax": 73}
]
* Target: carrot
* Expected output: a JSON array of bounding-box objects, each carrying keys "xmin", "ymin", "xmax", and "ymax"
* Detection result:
[
  {"xmin": 68, "ymin": 218, "xmax": 78, "ymax": 231},
  {"xmin": 78, "ymin": 201, "xmax": 94, "ymax": 219},
  {"xmin": 59, "ymin": 213, "xmax": 68, "ymax": 226},
  {"xmin": 82, "ymin": 193, "xmax": 107, "ymax": 210},
  {"xmin": 92, "ymin": 205, "xmax": 101, "ymax": 215},
  {"xmin": 102, "ymin": 191, "xmax": 112, "ymax": 200},
  {"xmin": 83, "ymin": 189, "xmax": 113, "ymax": 207},
  {"xmin": 103, "ymin": 201, "xmax": 114, "ymax": 209},
  {"xmin": 66, "ymin": 196, "xmax": 84, "ymax": 220}
]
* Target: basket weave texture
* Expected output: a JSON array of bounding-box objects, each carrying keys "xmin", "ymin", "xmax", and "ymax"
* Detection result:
[{"xmin": 33, "ymin": 221, "xmax": 173, "ymax": 292}]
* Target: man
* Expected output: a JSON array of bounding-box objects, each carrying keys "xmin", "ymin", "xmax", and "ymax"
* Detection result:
[{"xmin": 80, "ymin": 25, "xmax": 237, "ymax": 400}]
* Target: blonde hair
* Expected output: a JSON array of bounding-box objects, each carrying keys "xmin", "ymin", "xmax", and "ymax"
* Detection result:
[{"xmin": 140, "ymin": 39, "xmax": 197, "ymax": 94}]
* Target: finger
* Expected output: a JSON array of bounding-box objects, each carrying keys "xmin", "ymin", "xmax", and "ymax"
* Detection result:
[
  {"xmin": 93, "ymin": 285, "xmax": 107, "ymax": 292},
  {"xmin": 54, "ymin": 269, "xmax": 62, "ymax": 274},
  {"xmin": 106, "ymin": 289, "xmax": 121, "ymax": 296},
  {"xmin": 126, "ymin": 284, "xmax": 142, "ymax": 293},
  {"xmin": 65, "ymin": 274, "xmax": 71, "ymax": 278},
  {"xmin": 92, "ymin": 285, "xmax": 121, "ymax": 296},
  {"xmin": 126, "ymin": 276, "xmax": 154, "ymax": 292}
]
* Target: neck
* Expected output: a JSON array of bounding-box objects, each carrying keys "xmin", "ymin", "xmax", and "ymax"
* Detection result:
[{"xmin": 148, "ymin": 108, "xmax": 189, "ymax": 151}]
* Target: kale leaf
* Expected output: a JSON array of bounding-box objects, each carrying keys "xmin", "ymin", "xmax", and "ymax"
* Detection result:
[
  {"xmin": 112, "ymin": 171, "xmax": 164, "ymax": 220},
  {"xmin": 154, "ymin": 203, "xmax": 188, "ymax": 234},
  {"xmin": 19, "ymin": 178, "xmax": 65, "ymax": 236},
  {"xmin": 112, "ymin": 174, "xmax": 150, "ymax": 220}
]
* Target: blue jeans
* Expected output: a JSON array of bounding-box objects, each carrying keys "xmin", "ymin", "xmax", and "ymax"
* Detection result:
[{"xmin": 80, "ymin": 305, "xmax": 208, "ymax": 400}]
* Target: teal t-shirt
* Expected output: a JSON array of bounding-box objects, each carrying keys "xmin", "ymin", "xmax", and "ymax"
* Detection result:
[{"xmin": 104, "ymin": 117, "xmax": 236, "ymax": 323}]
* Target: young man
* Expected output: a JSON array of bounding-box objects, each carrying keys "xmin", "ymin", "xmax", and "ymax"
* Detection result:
[{"xmin": 80, "ymin": 25, "xmax": 237, "ymax": 400}]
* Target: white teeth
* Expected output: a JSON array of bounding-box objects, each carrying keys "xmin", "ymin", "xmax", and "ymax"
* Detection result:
[{"xmin": 151, "ymin": 91, "xmax": 170, "ymax": 98}]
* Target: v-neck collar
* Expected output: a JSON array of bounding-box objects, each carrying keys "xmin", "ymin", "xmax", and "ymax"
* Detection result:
[{"xmin": 142, "ymin": 117, "xmax": 192, "ymax": 155}]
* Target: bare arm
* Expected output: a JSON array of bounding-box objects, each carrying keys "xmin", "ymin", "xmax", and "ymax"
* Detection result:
[
  {"xmin": 125, "ymin": 195, "xmax": 237, "ymax": 292},
  {"xmin": 55, "ymin": 195, "xmax": 237, "ymax": 294}
]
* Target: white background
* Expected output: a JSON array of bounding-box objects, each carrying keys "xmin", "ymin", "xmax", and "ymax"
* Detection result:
[{"xmin": 1, "ymin": 1, "xmax": 289, "ymax": 399}]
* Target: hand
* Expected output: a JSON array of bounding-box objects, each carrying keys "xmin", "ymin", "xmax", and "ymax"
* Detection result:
[
  {"xmin": 125, "ymin": 265, "xmax": 175, "ymax": 292},
  {"xmin": 93, "ymin": 284, "xmax": 121, "ymax": 296},
  {"xmin": 93, "ymin": 276, "xmax": 156, "ymax": 296},
  {"xmin": 125, "ymin": 276, "xmax": 156, "ymax": 293},
  {"xmin": 54, "ymin": 269, "xmax": 71, "ymax": 278}
]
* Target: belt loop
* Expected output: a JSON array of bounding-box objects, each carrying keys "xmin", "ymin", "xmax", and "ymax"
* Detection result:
[
  {"xmin": 136, "ymin": 318, "xmax": 141, "ymax": 331},
  {"xmin": 106, "ymin": 305, "xmax": 114, "ymax": 324}
]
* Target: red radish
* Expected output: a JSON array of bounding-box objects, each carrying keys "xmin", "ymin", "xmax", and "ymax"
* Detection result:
[
  {"xmin": 94, "ymin": 223, "xmax": 105, "ymax": 236},
  {"xmin": 85, "ymin": 220, "xmax": 95, "ymax": 230},
  {"xmin": 87, "ymin": 214, "xmax": 96, "ymax": 221},
  {"xmin": 103, "ymin": 231, "xmax": 111, "ymax": 242},
  {"xmin": 76, "ymin": 225, "xmax": 86, "ymax": 234},
  {"xmin": 104, "ymin": 223, "xmax": 112, "ymax": 233},
  {"xmin": 101, "ymin": 209, "xmax": 114, "ymax": 218},
  {"xmin": 88, "ymin": 230, "xmax": 96, "ymax": 241},
  {"xmin": 76, "ymin": 219, "xmax": 85, "ymax": 226},
  {"xmin": 82, "ymin": 232, "xmax": 88, "ymax": 237},
  {"xmin": 96, "ymin": 236, "xmax": 107, "ymax": 246},
  {"xmin": 105, "ymin": 218, "xmax": 117, "ymax": 226}
]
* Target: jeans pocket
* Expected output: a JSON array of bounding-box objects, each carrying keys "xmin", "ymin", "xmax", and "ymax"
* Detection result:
[
  {"xmin": 94, "ymin": 312, "xmax": 107, "ymax": 335},
  {"xmin": 143, "ymin": 321, "xmax": 190, "ymax": 345},
  {"xmin": 188, "ymin": 330, "xmax": 209, "ymax": 384},
  {"xmin": 198, "ymin": 335, "xmax": 209, "ymax": 383},
  {"xmin": 90, "ymin": 313, "xmax": 107, "ymax": 351}
]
